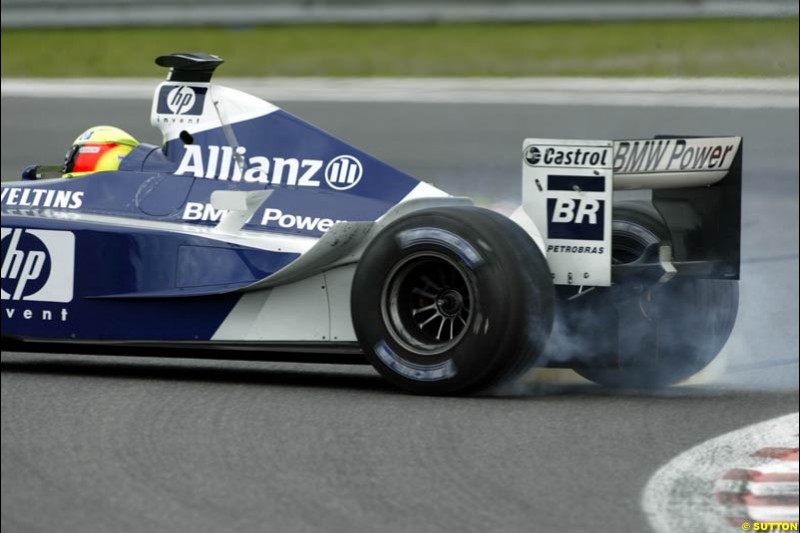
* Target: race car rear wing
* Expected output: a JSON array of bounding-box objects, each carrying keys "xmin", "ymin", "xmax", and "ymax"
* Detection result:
[{"xmin": 516, "ymin": 136, "xmax": 742, "ymax": 287}]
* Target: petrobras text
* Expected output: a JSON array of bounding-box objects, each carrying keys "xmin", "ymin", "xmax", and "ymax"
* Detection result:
[
  {"xmin": 1, "ymin": 188, "xmax": 83, "ymax": 210},
  {"xmin": 175, "ymin": 145, "xmax": 364, "ymax": 190},
  {"xmin": 614, "ymin": 138, "xmax": 739, "ymax": 174},
  {"xmin": 547, "ymin": 244, "xmax": 605, "ymax": 254},
  {"xmin": 524, "ymin": 145, "xmax": 611, "ymax": 168},
  {"xmin": 182, "ymin": 202, "xmax": 344, "ymax": 233}
]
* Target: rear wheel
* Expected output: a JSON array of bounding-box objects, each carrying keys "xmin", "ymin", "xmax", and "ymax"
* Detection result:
[
  {"xmin": 570, "ymin": 201, "xmax": 739, "ymax": 388},
  {"xmin": 351, "ymin": 206, "xmax": 554, "ymax": 395}
]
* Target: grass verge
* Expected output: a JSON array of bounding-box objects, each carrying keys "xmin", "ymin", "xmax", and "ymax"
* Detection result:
[{"xmin": 2, "ymin": 19, "xmax": 798, "ymax": 77}]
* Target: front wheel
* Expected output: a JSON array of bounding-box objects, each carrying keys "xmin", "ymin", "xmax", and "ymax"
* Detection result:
[{"xmin": 351, "ymin": 206, "xmax": 554, "ymax": 395}]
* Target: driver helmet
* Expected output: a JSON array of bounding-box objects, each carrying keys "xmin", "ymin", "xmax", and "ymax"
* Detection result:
[{"xmin": 62, "ymin": 126, "xmax": 139, "ymax": 178}]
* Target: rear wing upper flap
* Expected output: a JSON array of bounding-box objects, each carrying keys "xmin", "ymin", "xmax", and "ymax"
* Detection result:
[{"xmin": 155, "ymin": 53, "xmax": 224, "ymax": 83}]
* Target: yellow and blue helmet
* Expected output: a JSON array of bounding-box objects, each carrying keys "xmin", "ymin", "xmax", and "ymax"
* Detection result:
[{"xmin": 62, "ymin": 126, "xmax": 139, "ymax": 178}]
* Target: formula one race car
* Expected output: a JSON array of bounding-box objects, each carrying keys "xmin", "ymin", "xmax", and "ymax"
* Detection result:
[{"xmin": 1, "ymin": 53, "xmax": 742, "ymax": 394}]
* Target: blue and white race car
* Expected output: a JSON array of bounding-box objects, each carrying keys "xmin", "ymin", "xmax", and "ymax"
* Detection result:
[{"xmin": 1, "ymin": 53, "xmax": 742, "ymax": 394}]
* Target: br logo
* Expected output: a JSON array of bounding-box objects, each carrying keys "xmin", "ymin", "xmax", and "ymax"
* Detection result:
[
  {"xmin": 1, "ymin": 228, "xmax": 75, "ymax": 302},
  {"xmin": 547, "ymin": 198, "xmax": 604, "ymax": 241},
  {"xmin": 325, "ymin": 155, "xmax": 363, "ymax": 191}
]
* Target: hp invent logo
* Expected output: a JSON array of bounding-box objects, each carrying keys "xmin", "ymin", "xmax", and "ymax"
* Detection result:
[
  {"xmin": 1, "ymin": 229, "xmax": 49, "ymax": 300},
  {"xmin": 325, "ymin": 155, "xmax": 363, "ymax": 191},
  {"xmin": 167, "ymin": 86, "xmax": 197, "ymax": 115},
  {"xmin": 1, "ymin": 228, "xmax": 74, "ymax": 302}
]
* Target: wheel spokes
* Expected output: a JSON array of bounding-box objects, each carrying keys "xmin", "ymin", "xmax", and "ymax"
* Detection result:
[
  {"xmin": 412, "ymin": 287, "xmax": 437, "ymax": 300},
  {"xmin": 436, "ymin": 316, "xmax": 446, "ymax": 340},
  {"xmin": 383, "ymin": 253, "xmax": 475, "ymax": 355},
  {"xmin": 413, "ymin": 276, "xmax": 470, "ymax": 339},
  {"xmin": 412, "ymin": 302, "xmax": 437, "ymax": 316},
  {"xmin": 418, "ymin": 312, "xmax": 441, "ymax": 329},
  {"xmin": 420, "ymin": 275, "xmax": 442, "ymax": 292}
]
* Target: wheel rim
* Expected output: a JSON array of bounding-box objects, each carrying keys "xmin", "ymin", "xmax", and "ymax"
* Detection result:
[
  {"xmin": 611, "ymin": 220, "xmax": 661, "ymax": 265},
  {"xmin": 381, "ymin": 252, "xmax": 475, "ymax": 356}
]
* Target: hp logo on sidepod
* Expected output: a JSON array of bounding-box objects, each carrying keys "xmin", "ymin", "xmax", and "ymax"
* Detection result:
[{"xmin": 1, "ymin": 228, "xmax": 75, "ymax": 302}]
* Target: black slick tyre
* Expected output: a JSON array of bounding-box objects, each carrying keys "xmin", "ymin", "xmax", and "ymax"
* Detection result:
[{"xmin": 351, "ymin": 206, "xmax": 554, "ymax": 395}]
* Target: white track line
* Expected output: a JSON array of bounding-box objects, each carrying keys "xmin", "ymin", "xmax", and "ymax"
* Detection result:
[
  {"xmin": 642, "ymin": 412, "xmax": 799, "ymax": 532},
  {"xmin": 2, "ymin": 78, "xmax": 798, "ymax": 108}
]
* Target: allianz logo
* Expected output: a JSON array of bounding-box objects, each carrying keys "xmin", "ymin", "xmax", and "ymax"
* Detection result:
[
  {"xmin": 183, "ymin": 203, "xmax": 344, "ymax": 233},
  {"xmin": 175, "ymin": 145, "xmax": 363, "ymax": 191}
]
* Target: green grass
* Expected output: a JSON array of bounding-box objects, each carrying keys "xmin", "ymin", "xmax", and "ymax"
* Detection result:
[{"xmin": 2, "ymin": 19, "xmax": 797, "ymax": 77}]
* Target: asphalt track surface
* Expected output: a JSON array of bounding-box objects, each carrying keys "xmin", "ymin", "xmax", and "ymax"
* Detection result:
[{"xmin": 2, "ymin": 96, "xmax": 798, "ymax": 533}]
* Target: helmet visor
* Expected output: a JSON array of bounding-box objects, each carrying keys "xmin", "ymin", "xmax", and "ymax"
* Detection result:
[{"xmin": 63, "ymin": 143, "xmax": 121, "ymax": 175}]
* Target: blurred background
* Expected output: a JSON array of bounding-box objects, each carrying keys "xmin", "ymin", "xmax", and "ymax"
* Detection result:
[{"xmin": 1, "ymin": 0, "xmax": 798, "ymax": 77}]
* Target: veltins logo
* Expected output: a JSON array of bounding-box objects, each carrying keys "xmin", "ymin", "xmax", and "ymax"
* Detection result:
[
  {"xmin": 324, "ymin": 155, "xmax": 363, "ymax": 191},
  {"xmin": 157, "ymin": 85, "xmax": 207, "ymax": 116},
  {"xmin": 524, "ymin": 146, "xmax": 542, "ymax": 165},
  {"xmin": 1, "ymin": 228, "xmax": 75, "ymax": 302}
]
